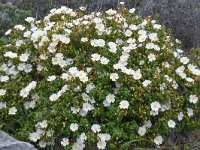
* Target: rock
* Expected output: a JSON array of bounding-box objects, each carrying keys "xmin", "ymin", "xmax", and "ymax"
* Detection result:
[{"xmin": 0, "ymin": 131, "xmax": 37, "ymax": 150}]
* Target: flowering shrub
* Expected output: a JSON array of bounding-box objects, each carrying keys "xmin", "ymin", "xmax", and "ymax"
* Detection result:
[{"xmin": 0, "ymin": 3, "xmax": 200, "ymax": 150}]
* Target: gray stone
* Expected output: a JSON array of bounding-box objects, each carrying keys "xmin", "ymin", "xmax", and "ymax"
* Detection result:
[{"xmin": 0, "ymin": 131, "xmax": 37, "ymax": 150}]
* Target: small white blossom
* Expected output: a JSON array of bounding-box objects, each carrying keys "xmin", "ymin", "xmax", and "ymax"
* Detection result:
[
  {"xmin": 8, "ymin": 107, "xmax": 17, "ymax": 115},
  {"xmin": 106, "ymin": 94, "xmax": 115, "ymax": 103},
  {"xmin": 97, "ymin": 141, "xmax": 106, "ymax": 149},
  {"xmin": 110, "ymin": 73, "xmax": 119, "ymax": 81},
  {"xmin": 168, "ymin": 120, "xmax": 176, "ymax": 128},
  {"xmin": 119, "ymin": 100, "xmax": 129, "ymax": 109},
  {"xmin": 61, "ymin": 138, "xmax": 69, "ymax": 146},
  {"xmin": 129, "ymin": 8, "xmax": 136, "ymax": 14},
  {"xmin": 178, "ymin": 112, "xmax": 184, "ymax": 121},
  {"xmin": 151, "ymin": 101, "xmax": 161, "ymax": 111},
  {"xmin": 39, "ymin": 140, "xmax": 47, "ymax": 148},
  {"xmin": 0, "ymin": 89, "xmax": 6, "ymax": 96},
  {"xmin": 91, "ymin": 124, "xmax": 101, "ymax": 133},
  {"xmin": 138, "ymin": 126, "xmax": 146, "ymax": 136},
  {"xmin": 100, "ymin": 57, "xmax": 109, "ymax": 65},
  {"xmin": 47, "ymin": 75, "xmax": 56, "ymax": 81},
  {"xmin": 91, "ymin": 53, "xmax": 101, "ymax": 61},
  {"xmin": 142, "ymin": 80, "xmax": 152, "ymax": 87},
  {"xmin": 154, "ymin": 135, "xmax": 163, "ymax": 145},
  {"xmin": 148, "ymin": 53, "xmax": 156, "ymax": 62},
  {"xmin": 187, "ymin": 108, "xmax": 193, "ymax": 117},
  {"xmin": 70, "ymin": 123, "xmax": 79, "ymax": 132},
  {"xmin": 189, "ymin": 94, "xmax": 198, "ymax": 104}
]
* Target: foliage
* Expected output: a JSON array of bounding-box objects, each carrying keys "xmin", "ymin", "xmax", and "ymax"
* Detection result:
[{"xmin": 0, "ymin": 4, "xmax": 199, "ymax": 150}]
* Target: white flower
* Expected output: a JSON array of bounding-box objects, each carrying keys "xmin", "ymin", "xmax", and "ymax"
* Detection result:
[
  {"xmin": 82, "ymin": 102, "xmax": 94, "ymax": 112},
  {"xmin": 0, "ymin": 76, "xmax": 9, "ymax": 82},
  {"xmin": 129, "ymin": 8, "xmax": 136, "ymax": 13},
  {"xmin": 40, "ymin": 120, "xmax": 48, "ymax": 128},
  {"xmin": 79, "ymin": 6, "xmax": 86, "ymax": 11},
  {"xmin": 103, "ymin": 100, "xmax": 111, "ymax": 107},
  {"xmin": 133, "ymin": 70, "xmax": 142, "ymax": 80},
  {"xmin": 18, "ymin": 63, "xmax": 26, "ymax": 71},
  {"xmin": 97, "ymin": 141, "xmax": 106, "ymax": 149},
  {"xmin": 189, "ymin": 94, "xmax": 198, "ymax": 104},
  {"xmin": 5, "ymin": 29, "xmax": 12, "ymax": 35},
  {"xmin": 47, "ymin": 75, "xmax": 56, "ymax": 81},
  {"xmin": 150, "ymin": 101, "xmax": 161, "ymax": 111},
  {"xmin": 79, "ymin": 133, "xmax": 87, "ymax": 141},
  {"xmin": 0, "ymin": 89, "xmax": 6, "ymax": 96},
  {"xmin": 129, "ymin": 24, "xmax": 138, "ymax": 30},
  {"xmin": 168, "ymin": 120, "xmax": 176, "ymax": 128},
  {"xmin": 91, "ymin": 53, "xmax": 101, "ymax": 61},
  {"xmin": 186, "ymin": 77, "xmax": 194, "ymax": 83},
  {"xmin": 85, "ymin": 67, "xmax": 92, "ymax": 73},
  {"xmin": 96, "ymin": 24, "xmax": 105, "ymax": 32},
  {"xmin": 25, "ymin": 17, "xmax": 35, "ymax": 23},
  {"xmin": 61, "ymin": 138, "xmax": 69, "ymax": 146},
  {"xmin": 8, "ymin": 107, "xmax": 17, "ymax": 115},
  {"xmin": 24, "ymin": 100, "xmax": 36, "ymax": 110},
  {"xmin": 100, "ymin": 57, "xmax": 109, "ymax": 65},
  {"xmin": 46, "ymin": 130, "xmax": 54, "ymax": 137},
  {"xmin": 81, "ymin": 93, "xmax": 90, "ymax": 101},
  {"xmin": 78, "ymin": 71, "xmax": 88, "ymax": 83},
  {"xmin": 138, "ymin": 35, "xmax": 147, "ymax": 42},
  {"xmin": 81, "ymin": 37, "xmax": 88, "ymax": 42},
  {"xmin": 91, "ymin": 124, "xmax": 101, "ymax": 133},
  {"xmin": 20, "ymin": 89, "xmax": 29, "ymax": 98},
  {"xmin": 106, "ymin": 94, "xmax": 115, "ymax": 103},
  {"xmin": 119, "ymin": 100, "xmax": 129, "ymax": 109},
  {"xmin": 150, "ymin": 110, "xmax": 159, "ymax": 116},
  {"xmin": 154, "ymin": 135, "xmax": 163, "ymax": 145},
  {"xmin": 0, "ymin": 102, "xmax": 6, "ymax": 109},
  {"xmin": 149, "ymin": 33, "xmax": 158, "ymax": 41},
  {"xmin": 29, "ymin": 132, "xmax": 40, "ymax": 142},
  {"xmin": 110, "ymin": 73, "xmax": 119, "ymax": 81},
  {"xmin": 77, "ymin": 71, "xmax": 87, "ymax": 78},
  {"xmin": 49, "ymin": 94, "xmax": 59, "ymax": 101},
  {"xmin": 153, "ymin": 24, "xmax": 161, "ymax": 29},
  {"xmin": 14, "ymin": 25, "xmax": 25, "ymax": 30},
  {"xmin": 104, "ymin": 133, "xmax": 111, "ymax": 141},
  {"xmin": 97, "ymin": 39, "xmax": 106, "ymax": 47},
  {"xmin": 86, "ymin": 83, "xmax": 95, "ymax": 93},
  {"xmin": 144, "ymin": 120, "xmax": 152, "ymax": 128},
  {"xmin": 142, "ymin": 80, "xmax": 151, "ymax": 87},
  {"xmin": 52, "ymin": 57, "xmax": 59, "ymax": 65},
  {"xmin": 124, "ymin": 29, "xmax": 133, "ymax": 37},
  {"xmin": 60, "ymin": 36, "xmax": 70, "ymax": 44},
  {"xmin": 138, "ymin": 126, "xmax": 146, "ymax": 136},
  {"xmin": 180, "ymin": 57, "xmax": 189, "ymax": 64},
  {"xmin": 148, "ymin": 53, "xmax": 156, "ymax": 62},
  {"xmin": 70, "ymin": 123, "xmax": 79, "ymax": 132},
  {"xmin": 19, "ymin": 53, "xmax": 29, "ymax": 62},
  {"xmin": 55, "ymin": 53, "xmax": 64, "ymax": 59},
  {"xmin": 178, "ymin": 112, "xmax": 184, "ymax": 121},
  {"xmin": 29, "ymin": 81, "xmax": 37, "ymax": 89},
  {"xmin": 108, "ymin": 47, "xmax": 117, "ymax": 53},
  {"xmin": 154, "ymin": 44, "xmax": 160, "ymax": 51},
  {"xmin": 145, "ymin": 43, "xmax": 155, "ymax": 49},
  {"xmin": 187, "ymin": 108, "xmax": 193, "ymax": 117},
  {"xmin": 4, "ymin": 51, "xmax": 17, "ymax": 58},
  {"xmin": 61, "ymin": 73, "xmax": 71, "ymax": 81},
  {"xmin": 16, "ymin": 40, "xmax": 24, "ymax": 47},
  {"xmin": 39, "ymin": 140, "xmax": 46, "ymax": 148},
  {"xmin": 98, "ymin": 133, "xmax": 106, "ymax": 141}
]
